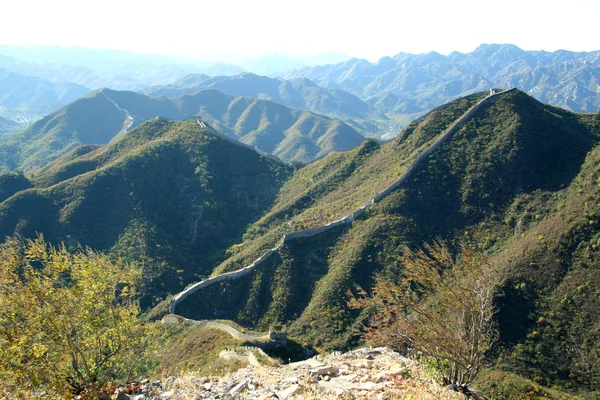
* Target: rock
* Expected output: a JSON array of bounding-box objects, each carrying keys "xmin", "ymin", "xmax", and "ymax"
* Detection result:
[
  {"xmin": 159, "ymin": 392, "xmax": 173, "ymax": 399},
  {"xmin": 133, "ymin": 395, "xmax": 145, "ymax": 400},
  {"xmin": 308, "ymin": 365, "xmax": 339, "ymax": 377},
  {"xmin": 323, "ymin": 375, "xmax": 331, "ymax": 381},
  {"xmin": 469, "ymin": 388, "xmax": 488, "ymax": 399},
  {"xmin": 115, "ymin": 390, "xmax": 130, "ymax": 400},
  {"xmin": 141, "ymin": 383, "xmax": 152, "ymax": 394},
  {"xmin": 285, "ymin": 377, "xmax": 298, "ymax": 384},
  {"xmin": 373, "ymin": 372, "xmax": 387, "ymax": 383},
  {"xmin": 204, "ymin": 382, "xmax": 213, "ymax": 391},
  {"xmin": 229, "ymin": 380, "xmax": 248, "ymax": 395},
  {"xmin": 357, "ymin": 382, "xmax": 377, "ymax": 391},
  {"xmin": 387, "ymin": 364, "xmax": 409, "ymax": 377},
  {"xmin": 278, "ymin": 384, "xmax": 300, "ymax": 399},
  {"xmin": 260, "ymin": 394, "xmax": 280, "ymax": 400},
  {"xmin": 446, "ymin": 383, "xmax": 459, "ymax": 392},
  {"xmin": 318, "ymin": 379, "xmax": 353, "ymax": 396},
  {"xmin": 289, "ymin": 357, "xmax": 325, "ymax": 370},
  {"xmin": 305, "ymin": 376, "xmax": 318, "ymax": 383},
  {"xmin": 161, "ymin": 316, "xmax": 181, "ymax": 325},
  {"xmin": 342, "ymin": 373, "xmax": 358, "ymax": 382},
  {"xmin": 163, "ymin": 376, "xmax": 175, "ymax": 388},
  {"xmin": 248, "ymin": 382, "xmax": 257, "ymax": 391},
  {"xmin": 140, "ymin": 379, "xmax": 149, "ymax": 384}
]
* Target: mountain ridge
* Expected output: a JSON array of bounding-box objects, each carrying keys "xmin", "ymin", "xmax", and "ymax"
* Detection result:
[
  {"xmin": 162, "ymin": 89, "xmax": 599, "ymax": 393},
  {"xmin": 279, "ymin": 44, "xmax": 600, "ymax": 115},
  {"xmin": 143, "ymin": 72, "xmax": 383, "ymax": 136},
  {"xmin": 1, "ymin": 89, "xmax": 599, "ymax": 396},
  {"xmin": 0, "ymin": 118, "xmax": 293, "ymax": 307},
  {"xmin": 0, "ymin": 88, "xmax": 365, "ymax": 172},
  {"xmin": 169, "ymin": 88, "xmax": 511, "ymax": 314}
]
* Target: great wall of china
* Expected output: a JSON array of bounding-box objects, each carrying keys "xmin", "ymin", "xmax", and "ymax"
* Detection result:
[{"xmin": 169, "ymin": 88, "xmax": 516, "ymax": 320}]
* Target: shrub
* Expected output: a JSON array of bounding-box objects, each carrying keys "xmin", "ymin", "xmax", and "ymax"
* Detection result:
[
  {"xmin": 351, "ymin": 240, "xmax": 499, "ymax": 387},
  {"xmin": 0, "ymin": 235, "xmax": 155, "ymax": 398}
]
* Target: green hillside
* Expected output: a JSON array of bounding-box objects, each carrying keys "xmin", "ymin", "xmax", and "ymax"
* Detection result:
[
  {"xmin": 0, "ymin": 87, "xmax": 365, "ymax": 173},
  {"xmin": 0, "ymin": 119, "xmax": 292, "ymax": 307},
  {"xmin": 144, "ymin": 72, "xmax": 385, "ymax": 136},
  {"xmin": 0, "ymin": 116, "xmax": 22, "ymax": 136},
  {"xmin": 0, "ymin": 89, "xmax": 184, "ymax": 173},
  {"xmin": 174, "ymin": 90, "xmax": 600, "ymax": 394},
  {"xmin": 2, "ymin": 90, "xmax": 599, "ymax": 395},
  {"xmin": 0, "ymin": 171, "xmax": 32, "ymax": 202},
  {"xmin": 173, "ymin": 89, "xmax": 365, "ymax": 163}
]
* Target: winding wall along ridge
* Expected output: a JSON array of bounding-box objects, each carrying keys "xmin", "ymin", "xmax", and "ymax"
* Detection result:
[
  {"xmin": 170, "ymin": 88, "xmax": 514, "ymax": 314},
  {"xmin": 190, "ymin": 320, "xmax": 271, "ymax": 341},
  {"xmin": 198, "ymin": 120, "xmax": 293, "ymax": 168},
  {"xmin": 100, "ymin": 89, "xmax": 135, "ymax": 133}
]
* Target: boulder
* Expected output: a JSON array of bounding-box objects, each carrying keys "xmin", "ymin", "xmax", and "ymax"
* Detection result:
[
  {"xmin": 469, "ymin": 388, "xmax": 488, "ymax": 399},
  {"xmin": 308, "ymin": 365, "xmax": 339, "ymax": 377},
  {"xmin": 115, "ymin": 390, "xmax": 130, "ymax": 400},
  {"xmin": 229, "ymin": 380, "xmax": 248, "ymax": 395},
  {"xmin": 278, "ymin": 384, "xmax": 300, "ymax": 399}
]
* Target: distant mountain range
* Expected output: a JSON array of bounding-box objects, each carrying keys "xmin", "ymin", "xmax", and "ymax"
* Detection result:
[
  {"xmin": 173, "ymin": 89, "xmax": 364, "ymax": 162},
  {"xmin": 278, "ymin": 43, "xmax": 600, "ymax": 115},
  {"xmin": 0, "ymin": 88, "xmax": 364, "ymax": 172},
  {"xmin": 0, "ymin": 46, "xmax": 353, "ymax": 91},
  {"xmin": 0, "ymin": 68, "xmax": 91, "ymax": 122},
  {"xmin": 0, "ymin": 50, "xmax": 200, "ymax": 91},
  {"xmin": 239, "ymin": 53, "xmax": 351, "ymax": 76},
  {"xmin": 2, "ymin": 44, "xmax": 598, "ymax": 146},
  {"xmin": 143, "ymin": 72, "xmax": 384, "ymax": 136}
]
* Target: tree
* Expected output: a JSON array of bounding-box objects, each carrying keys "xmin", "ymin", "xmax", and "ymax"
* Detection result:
[
  {"xmin": 0, "ymin": 235, "xmax": 155, "ymax": 398},
  {"xmin": 351, "ymin": 240, "xmax": 499, "ymax": 387}
]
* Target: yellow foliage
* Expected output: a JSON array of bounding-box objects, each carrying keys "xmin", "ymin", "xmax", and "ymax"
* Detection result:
[{"xmin": 0, "ymin": 235, "xmax": 154, "ymax": 398}]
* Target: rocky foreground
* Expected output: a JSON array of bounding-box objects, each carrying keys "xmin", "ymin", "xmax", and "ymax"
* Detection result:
[{"xmin": 111, "ymin": 348, "xmax": 470, "ymax": 400}]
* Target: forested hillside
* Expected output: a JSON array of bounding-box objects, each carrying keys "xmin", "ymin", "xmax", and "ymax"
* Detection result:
[
  {"xmin": 0, "ymin": 119, "xmax": 292, "ymax": 307},
  {"xmin": 172, "ymin": 90, "xmax": 600, "ymax": 395},
  {"xmin": 1, "ymin": 90, "xmax": 598, "ymax": 397},
  {"xmin": 0, "ymin": 88, "xmax": 364, "ymax": 172}
]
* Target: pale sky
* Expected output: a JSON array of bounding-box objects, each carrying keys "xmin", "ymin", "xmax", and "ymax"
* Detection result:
[{"xmin": 1, "ymin": 0, "xmax": 599, "ymax": 62}]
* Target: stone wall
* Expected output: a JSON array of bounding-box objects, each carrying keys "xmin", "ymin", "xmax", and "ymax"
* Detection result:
[{"xmin": 170, "ymin": 89, "xmax": 514, "ymax": 315}]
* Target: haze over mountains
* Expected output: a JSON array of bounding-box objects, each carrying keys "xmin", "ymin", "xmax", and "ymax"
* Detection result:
[
  {"xmin": 280, "ymin": 43, "xmax": 600, "ymax": 114},
  {"xmin": 0, "ymin": 46, "xmax": 352, "ymax": 91},
  {"xmin": 0, "ymin": 116, "xmax": 21, "ymax": 136},
  {"xmin": 0, "ymin": 68, "xmax": 91, "ymax": 125},
  {"xmin": 1, "ymin": 43, "xmax": 598, "ymax": 145}
]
